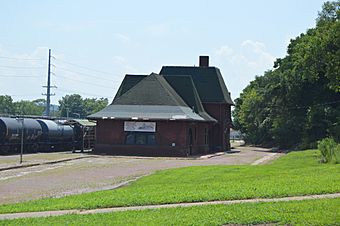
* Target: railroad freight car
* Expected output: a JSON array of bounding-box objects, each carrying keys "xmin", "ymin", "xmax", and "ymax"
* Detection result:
[
  {"xmin": 0, "ymin": 117, "xmax": 77, "ymax": 155},
  {"xmin": 0, "ymin": 117, "xmax": 42, "ymax": 154},
  {"xmin": 36, "ymin": 119, "xmax": 75, "ymax": 152}
]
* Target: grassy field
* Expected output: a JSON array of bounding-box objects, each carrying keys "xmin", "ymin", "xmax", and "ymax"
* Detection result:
[
  {"xmin": 2, "ymin": 198, "xmax": 340, "ymax": 225},
  {"xmin": 0, "ymin": 150, "xmax": 339, "ymax": 214}
]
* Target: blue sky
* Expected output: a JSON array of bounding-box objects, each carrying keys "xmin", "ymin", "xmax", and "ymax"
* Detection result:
[{"xmin": 0, "ymin": 0, "xmax": 327, "ymax": 104}]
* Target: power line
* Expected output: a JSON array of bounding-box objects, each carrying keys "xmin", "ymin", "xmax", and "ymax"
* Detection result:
[
  {"xmin": 58, "ymin": 88, "xmax": 111, "ymax": 99},
  {"xmin": 4, "ymin": 93, "xmax": 41, "ymax": 97},
  {"xmin": 0, "ymin": 56, "xmax": 44, "ymax": 61},
  {"xmin": 0, "ymin": 74, "xmax": 40, "ymax": 78},
  {"xmin": 56, "ymin": 66, "xmax": 118, "ymax": 82},
  {"xmin": 0, "ymin": 65, "xmax": 45, "ymax": 69},
  {"xmin": 54, "ymin": 73, "xmax": 114, "ymax": 89},
  {"xmin": 0, "ymin": 51, "xmax": 115, "ymax": 100},
  {"xmin": 53, "ymin": 57, "xmax": 118, "ymax": 76}
]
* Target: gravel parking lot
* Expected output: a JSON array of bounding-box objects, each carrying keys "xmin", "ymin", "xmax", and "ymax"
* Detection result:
[{"xmin": 0, "ymin": 145, "xmax": 281, "ymax": 204}]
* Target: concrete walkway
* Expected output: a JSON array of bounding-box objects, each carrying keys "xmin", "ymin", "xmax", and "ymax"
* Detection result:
[
  {"xmin": 251, "ymin": 152, "xmax": 280, "ymax": 165},
  {"xmin": 0, "ymin": 193, "xmax": 339, "ymax": 220}
]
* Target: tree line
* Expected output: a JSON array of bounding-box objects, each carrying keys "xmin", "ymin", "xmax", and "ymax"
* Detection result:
[
  {"xmin": 233, "ymin": 1, "xmax": 340, "ymax": 149},
  {"xmin": 0, "ymin": 94, "xmax": 108, "ymax": 118}
]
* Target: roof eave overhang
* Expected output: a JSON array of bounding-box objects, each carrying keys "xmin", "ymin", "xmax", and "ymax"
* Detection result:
[{"xmin": 86, "ymin": 116, "xmax": 213, "ymax": 123}]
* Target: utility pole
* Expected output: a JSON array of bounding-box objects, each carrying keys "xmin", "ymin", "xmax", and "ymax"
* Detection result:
[
  {"xmin": 43, "ymin": 49, "xmax": 56, "ymax": 117},
  {"xmin": 46, "ymin": 49, "xmax": 51, "ymax": 116}
]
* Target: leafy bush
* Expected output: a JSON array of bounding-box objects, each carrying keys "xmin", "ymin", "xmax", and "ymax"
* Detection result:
[{"xmin": 317, "ymin": 138, "xmax": 340, "ymax": 163}]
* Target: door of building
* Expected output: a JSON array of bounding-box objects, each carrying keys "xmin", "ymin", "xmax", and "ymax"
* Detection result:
[{"xmin": 188, "ymin": 128, "xmax": 193, "ymax": 156}]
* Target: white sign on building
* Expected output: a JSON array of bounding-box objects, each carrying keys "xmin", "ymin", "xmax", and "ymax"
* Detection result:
[{"xmin": 124, "ymin": 121, "xmax": 156, "ymax": 132}]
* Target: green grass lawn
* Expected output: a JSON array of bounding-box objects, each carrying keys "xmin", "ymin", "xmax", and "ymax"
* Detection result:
[
  {"xmin": 2, "ymin": 198, "xmax": 340, "ymax": 225},
  {"xmin": 0, "ymin": 150, "xmax": 339, "ymax": 214}
]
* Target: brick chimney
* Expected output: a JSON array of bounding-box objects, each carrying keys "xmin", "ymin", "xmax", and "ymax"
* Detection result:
[{"xmin": 199, "ymin": 56, "xmax": 209, "ymax": 67}]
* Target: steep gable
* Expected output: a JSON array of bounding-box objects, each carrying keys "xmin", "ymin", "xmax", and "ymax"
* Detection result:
[
  {"xmin": 164, "ymin": 75, "xmax": 216, "ymax": 121},
  {"xmin": 114, "ymin": 74, "xmax": 147, "ymax": 100},
  {"xmin": 112, "ymin": 73, "xmax": 187, "ymax": 106},
  {"xmin": 160, "ymin": 66, "xmax": 234, "ymax": 105}
]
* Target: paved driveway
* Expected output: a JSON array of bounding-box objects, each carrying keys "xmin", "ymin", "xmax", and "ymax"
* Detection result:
[{"xmin": 0, "ymin": 145, "xmax": 281, "ymax": 204}]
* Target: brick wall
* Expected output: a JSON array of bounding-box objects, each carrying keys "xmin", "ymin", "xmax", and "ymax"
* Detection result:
[
  {"xmin": 202, "ymin": 103, "xmax": 232, "ymax": 151},
  {"xmin": 94, "ymin": 119, "xmax": 212, "ymax": 156}
]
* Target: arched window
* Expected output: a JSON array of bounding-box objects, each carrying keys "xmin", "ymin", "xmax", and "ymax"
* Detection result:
[{"xmin": 125, "ymin": 133, "xmax": 135, "ymax": 145}]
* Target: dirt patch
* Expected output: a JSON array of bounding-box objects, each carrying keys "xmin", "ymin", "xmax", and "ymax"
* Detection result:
[{"xmin": 0, "ymin": 146, "xmax": 280, "ymax": 204}]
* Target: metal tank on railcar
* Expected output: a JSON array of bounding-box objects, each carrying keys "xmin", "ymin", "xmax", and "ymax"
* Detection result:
[
  {"xmin": 36, "ymin": 119, "xmax": 74, "ymax": 152},
  {"xmin": 0, "ymin": 117, "xmax": 42, "ymax": 154}
]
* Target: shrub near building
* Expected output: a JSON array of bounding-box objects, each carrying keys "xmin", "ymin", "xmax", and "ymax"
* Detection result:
[{"xmin": 318, "ymin": 138, "xmax": 340, "ymax": 163}]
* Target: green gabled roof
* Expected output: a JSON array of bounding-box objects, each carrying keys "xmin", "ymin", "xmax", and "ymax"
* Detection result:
[
  {"xmin": 112, "ymin": 73, "xmax": 188, "ymax": 107},
  {"xmin": 160, "ymin": 66, "xmax": 234, "ymax": 105},
  {"xmin": 164, "ymin": 75, "xmax": 216, "ymax": 122},
  {"xmin": 114, "ymin": 74, "xmax": 147, "ymax": 100},
  {"xmin": 88, "ymin": 73, "xmax": 216, "ymax": 122},
  {"xmin": 87, "ymin": 105, "xmax": 207, "ymax": 121}
]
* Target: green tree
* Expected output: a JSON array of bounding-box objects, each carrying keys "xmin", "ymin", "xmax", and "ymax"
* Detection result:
[
  {"xmin": 83, "ymin": 97, "xmax": 108, "ymax": 115},
  {"xmin": 0, "ymin": 95, "xmax": 15, "ymax": 115},
  {"xmin": 233, "ymin": 0, "xmax": 340, "ymax": 148},
  {"xmin": 32, "ymin": 99, "xmax": 46, "ymax": 108},
  {"xmin": 58, "ymin": 94, "xmax": 108, "ymax": 118},
  {"xmin": 13, "ymin": 100, "xmax": 45, "ymax": 116},
  {"xmin": 58, "ymin": 94, "xmax": 86, "ymax": 118}
]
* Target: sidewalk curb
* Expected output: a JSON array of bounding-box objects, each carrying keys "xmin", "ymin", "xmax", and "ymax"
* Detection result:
[
  {"xmin": 0, "ymin": 156, "xmax": 96, "ymax": 172},
  {"xmin": 97, "ymin": 152, "xmax": 227, "ymax": 161},
  {"xmin": 0, "ymin": 151, "xmax": 228, "ymax": 172}
]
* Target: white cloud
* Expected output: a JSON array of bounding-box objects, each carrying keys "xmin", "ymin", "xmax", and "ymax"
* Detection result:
[
  {"xmin": 238, "ymin": 40, "xmax": 275, "ymax": 70},
  {"xmin": 241, "ymin": 40, "xmax": 266, "ymax": 51},
  {"xmin": 213, "ymin": 40, "xmax": 276, "ymax": 99},
  {"xmin": 215, "ymin": 40, "xmax": 275, "ymax": 72},
  {"xmin": 215, "ymin": 45, "xmax": 234, "ymax": 58},
  {"xmin": 114, "ymin": 33, "xmax": 131, "ymax": 44},
  {"xmin": 0, "ymin": 47, "xmax": 49, "ymax": 101},
  {"xmin": 112, "ymin": 55, "xmax": 137, "ymax": 74},
  {"xmin": 0, "ymin": 46, "xmax": 115, "ymax": 103}
]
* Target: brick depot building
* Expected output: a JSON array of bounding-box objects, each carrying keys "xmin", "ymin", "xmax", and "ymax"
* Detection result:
[{"xmin": 88, "ymin": 56, "xmax": 234, "ymax": 156}]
